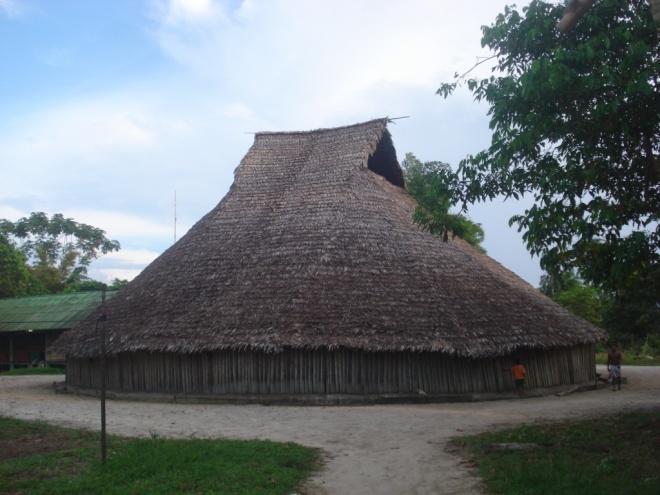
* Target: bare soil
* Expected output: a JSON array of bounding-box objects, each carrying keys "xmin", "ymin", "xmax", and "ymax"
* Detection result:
[
  {"xmin": 0, "ymin": 433, "xmax": 77, "ymax": 462},
  {"xmin": 1, "ymin": 365, "xmax": 659, "ymax": 495}
]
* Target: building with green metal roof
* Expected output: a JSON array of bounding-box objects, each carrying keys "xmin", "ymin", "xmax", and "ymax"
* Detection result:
[{"xmin": 0, "ymin": 291, "xmax": 115, "ymax": 370}]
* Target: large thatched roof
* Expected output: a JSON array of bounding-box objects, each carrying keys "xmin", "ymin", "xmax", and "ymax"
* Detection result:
[{"xmin": 54, "ymin": 118, "xmax": 605, "ymax": 359}]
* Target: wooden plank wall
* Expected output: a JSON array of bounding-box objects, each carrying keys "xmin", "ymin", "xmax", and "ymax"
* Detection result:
[{"xmin": 65, "ymin": 344, "xmax": 596, "ymax": 395}]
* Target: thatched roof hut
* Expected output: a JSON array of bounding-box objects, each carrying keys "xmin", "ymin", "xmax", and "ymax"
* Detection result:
[{"xmin": 53, "ymin": 118, "xmax": 605, "ymax": 401}]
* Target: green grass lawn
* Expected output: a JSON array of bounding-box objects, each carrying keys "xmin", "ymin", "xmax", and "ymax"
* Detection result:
[
  {"xmin": 0, "ymin": 416, "xmax": 320, "ymax": 495},
  {"xmin": 453, "ymin": 409, "xmax": 660, "ymax": 495}
]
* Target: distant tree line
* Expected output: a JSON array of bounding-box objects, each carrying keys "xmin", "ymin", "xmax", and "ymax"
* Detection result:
[{"xmin": 0, "ymin": 212, "xmax": 127, "ymax": 297}]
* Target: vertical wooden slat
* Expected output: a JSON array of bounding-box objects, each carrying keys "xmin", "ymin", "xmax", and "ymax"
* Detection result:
[{"xmin": 65, "ymin": 343, "xmax": 598, "ymax": 397}]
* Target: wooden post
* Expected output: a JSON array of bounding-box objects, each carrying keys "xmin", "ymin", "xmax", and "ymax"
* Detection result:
[
  {"xmin": 100, "ymin": 285, "xmax": 107, "ymax": 463},
  {"xmin": 9, "ymin": 335, "xmax": 14, "ymax": 370}
]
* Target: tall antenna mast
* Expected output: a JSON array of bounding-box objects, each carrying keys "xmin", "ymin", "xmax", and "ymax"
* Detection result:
[{"xmin": 174, "ymin": 191, "xmax": 177, "ymax": 243}]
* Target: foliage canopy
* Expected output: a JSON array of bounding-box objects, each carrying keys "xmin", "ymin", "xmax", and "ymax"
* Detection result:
[
  {"xmin": 0, "ymin": 212, "xmax": 120, "ymax": 294},
  {"xmin": 438, "ymin": 0, "xmax": 659, "ymax": 307},
  {"xmin": 0, "ymin": 235, "xmax": 31, "ymax": 297},
  {"xmin": 402, "ymin": 153, "xmax": 486, "ymax": 252}
]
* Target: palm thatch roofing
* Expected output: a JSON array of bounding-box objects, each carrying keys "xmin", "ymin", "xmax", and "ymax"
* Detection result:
[{"xmin": 53, "ymin": 118, "xmax": 605, "ymax": 360}]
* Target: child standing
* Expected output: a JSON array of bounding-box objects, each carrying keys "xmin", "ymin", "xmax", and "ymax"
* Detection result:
[{"xmin": 504, "ymin": 359, "xmax": 526, "ymax": 395}]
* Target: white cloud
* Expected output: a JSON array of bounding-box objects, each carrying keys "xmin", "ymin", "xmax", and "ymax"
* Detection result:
[
  {"xmin": 0, "ymin": 205, "xmax": 28, "ymax": 221},
  {"xmin": 0, "ymin": 90, "xmax": 201, "ymax": 206},
  {"xmin": 60, "ymin": 209, "xmax": 174, "ymax": 241},
  {"xmin": 89, "ymin": 248, "xmax": 160, "ymax": 283},
  {"xmin": 102, "ymin": 248, "xmax": 160, "ymax": 266},
  {"xmin": 0, "ymin": 206, "xmax": 174, "ymax": 246},
  {"xmin": 32, "ymin": 99, "xmax": 156, "ymax": 151},
  {"xmin": 97, "ymin": 268, "xmax": 144, "ymax": 283},
  {"xmin": 156, "ymin": 0, "xmax": 218, "ymax": 25},
  {"xmin": 170, "ymin": 0, "xmax": 213, "ymax": 17},
  {"xmin": 222, "ymin": 102, "xmax": 254, "ymax": 118},
  {"xmin": 0, "ymin": 0, "xmax": 27, "ymax": 18},
  {"xmin": 0, "ymin": 98, "xmax": 157, "ymax": 188},
  {"xmin": 2, "ymin": 0, "xmax": 543, "ymax": 287},
  {"xmin": 143, "ymin": 0, "xmax": 507, "ymax": 130}
]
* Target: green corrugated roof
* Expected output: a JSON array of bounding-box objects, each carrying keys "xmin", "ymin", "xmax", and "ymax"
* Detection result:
[{"xmin": 0, "ymin": 291, "xmax": 116, "ymax": 332}]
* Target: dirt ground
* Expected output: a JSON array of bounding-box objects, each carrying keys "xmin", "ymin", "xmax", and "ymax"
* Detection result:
[{"xmin": 1, "ymin": 365, "xmax": 659, "ymax": 495}]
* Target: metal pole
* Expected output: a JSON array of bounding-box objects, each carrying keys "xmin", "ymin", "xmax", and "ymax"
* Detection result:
[
  {"xmin": 100, "ymin": 285, "xmax": 107, "ymax": 463},
  {"xmin": 9, "ymin": 335, "xmax": 14, "ymax": 370}
]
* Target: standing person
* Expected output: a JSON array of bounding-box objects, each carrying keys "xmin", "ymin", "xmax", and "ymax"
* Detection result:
[
  {"xmin": 607, "ymin": 345, "xmax": 623, "ymax": 391},
  {"xmin": 504, "ymin": 359, "xmax": 526, "ymax": 395}
]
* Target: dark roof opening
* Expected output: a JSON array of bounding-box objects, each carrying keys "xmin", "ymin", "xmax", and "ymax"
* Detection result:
[{"xmin": 367, "ymin": 131, "xmax": 405, "ymax": 188}]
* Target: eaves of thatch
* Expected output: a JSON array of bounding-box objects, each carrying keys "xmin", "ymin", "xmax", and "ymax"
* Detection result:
[{"xmin": 52, "ymin": 118, "xmax": 606, "ymax": 359}]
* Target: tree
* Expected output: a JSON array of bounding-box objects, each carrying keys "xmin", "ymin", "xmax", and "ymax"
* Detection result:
[
  {"xmin": 0, "ymin": 212, "xmax": 121, "ymax": 293},
  {"xmin": 0, "ymin": 235, "xmax": 30, "ymax": 297},
  {"xmin": 402, "ymin": 153, "xmax": 486, "ymax": 252},
  {"xmin": 437, "ymin": 1, "xmax": 659, "ymax": 308},
  {"xmin": 602, "ymin": 290, "xmax": 660, "ymax": 347},
  {"xmin": 538, "ymin": 270, "xmax": 604, "ymax": 326},
  {"xmin": 538, "ymin": 269, "xmax": 581, "ymax": 296},
  {"xmin": 66, "ymin": 278, "xmax": 129, "ymax": 293},
  {"xmin": 538, "ymin": 267, "xmax": 660, "ymax": 345},
  {"xmin": 552, "ymin": 284, "xmax": 604, "ymax": 326},
  {"xmin": 557, "ymin": 0, "xmax": 660, "ymax": 33},
  {"xmin": 108, "ymin": 278, "xmax": 129, "ymax": 290}
]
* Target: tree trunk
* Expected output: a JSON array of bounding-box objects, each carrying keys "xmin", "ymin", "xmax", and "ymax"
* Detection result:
[
  {"xmin": 651, "ymin": 0, "xmax": 660, "ymax": 26},
  {"xmin": 558, "ymin": 1, "xmax": 660, "ymax": 33},
  {"xmin": 557, "ymin": 0, "xmax": 598, "ymax": 33}
]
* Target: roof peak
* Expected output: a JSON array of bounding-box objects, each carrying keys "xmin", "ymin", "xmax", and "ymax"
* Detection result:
[{"xmin": 254, "ymin": 117, "xmax": 391, "ymax": 137}]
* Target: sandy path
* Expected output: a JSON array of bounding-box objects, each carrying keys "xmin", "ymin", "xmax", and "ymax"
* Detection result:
[{"xmin": 2, "ymin": 365, "xmax": 659, "ymax": 495}]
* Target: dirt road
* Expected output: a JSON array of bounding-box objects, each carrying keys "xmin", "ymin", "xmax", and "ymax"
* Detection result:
[{"xmin": 2, "ymin": 365, "xmax": 659, "ymax": 495}]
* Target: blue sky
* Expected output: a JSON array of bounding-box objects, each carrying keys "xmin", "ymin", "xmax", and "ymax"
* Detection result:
[{"xmin": 0, "ymin": 0, "xmax": 543, "ymax": 286}]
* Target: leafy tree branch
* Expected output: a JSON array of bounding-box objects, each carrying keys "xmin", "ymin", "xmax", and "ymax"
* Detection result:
[
  {"xmin": 0, "ymin": 212, "xmax": 120, "ymax": 294},
  {"xmin": 437, "ymin": 0, "xmax": 659, "ymax": 308},
  {"xmin": 402, "ymin": 153, "xmax": 486, "ymax": 252}
]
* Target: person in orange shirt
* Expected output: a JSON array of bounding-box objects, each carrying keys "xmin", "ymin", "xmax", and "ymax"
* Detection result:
[{"xmin": 504, "ymin": 359, "xmax": 526, "ymax": 395}]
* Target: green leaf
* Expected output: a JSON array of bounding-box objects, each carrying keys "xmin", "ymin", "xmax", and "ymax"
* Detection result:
[{"xmin": 435, "ymin": 0, "xmax": 659, "ymax": 314}]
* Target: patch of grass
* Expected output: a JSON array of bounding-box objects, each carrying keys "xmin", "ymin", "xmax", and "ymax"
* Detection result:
[
  {"xmin": 595, "ymin": 353, "xmax": 660, "ymax": 366},
  {"xmin": 452, "ymin": 409, "xmax": 660, "ymax": 495},
  {"xmin": 0, "ymin": 416, "xmax": 320, "ymax": 495},
  {"xmin": 0, "ymin": 417, "xmax": 75, "ymax": 441},
  {"xmin": 0, "ymin": 366, "xmax": 65, "ymax": 376}
]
